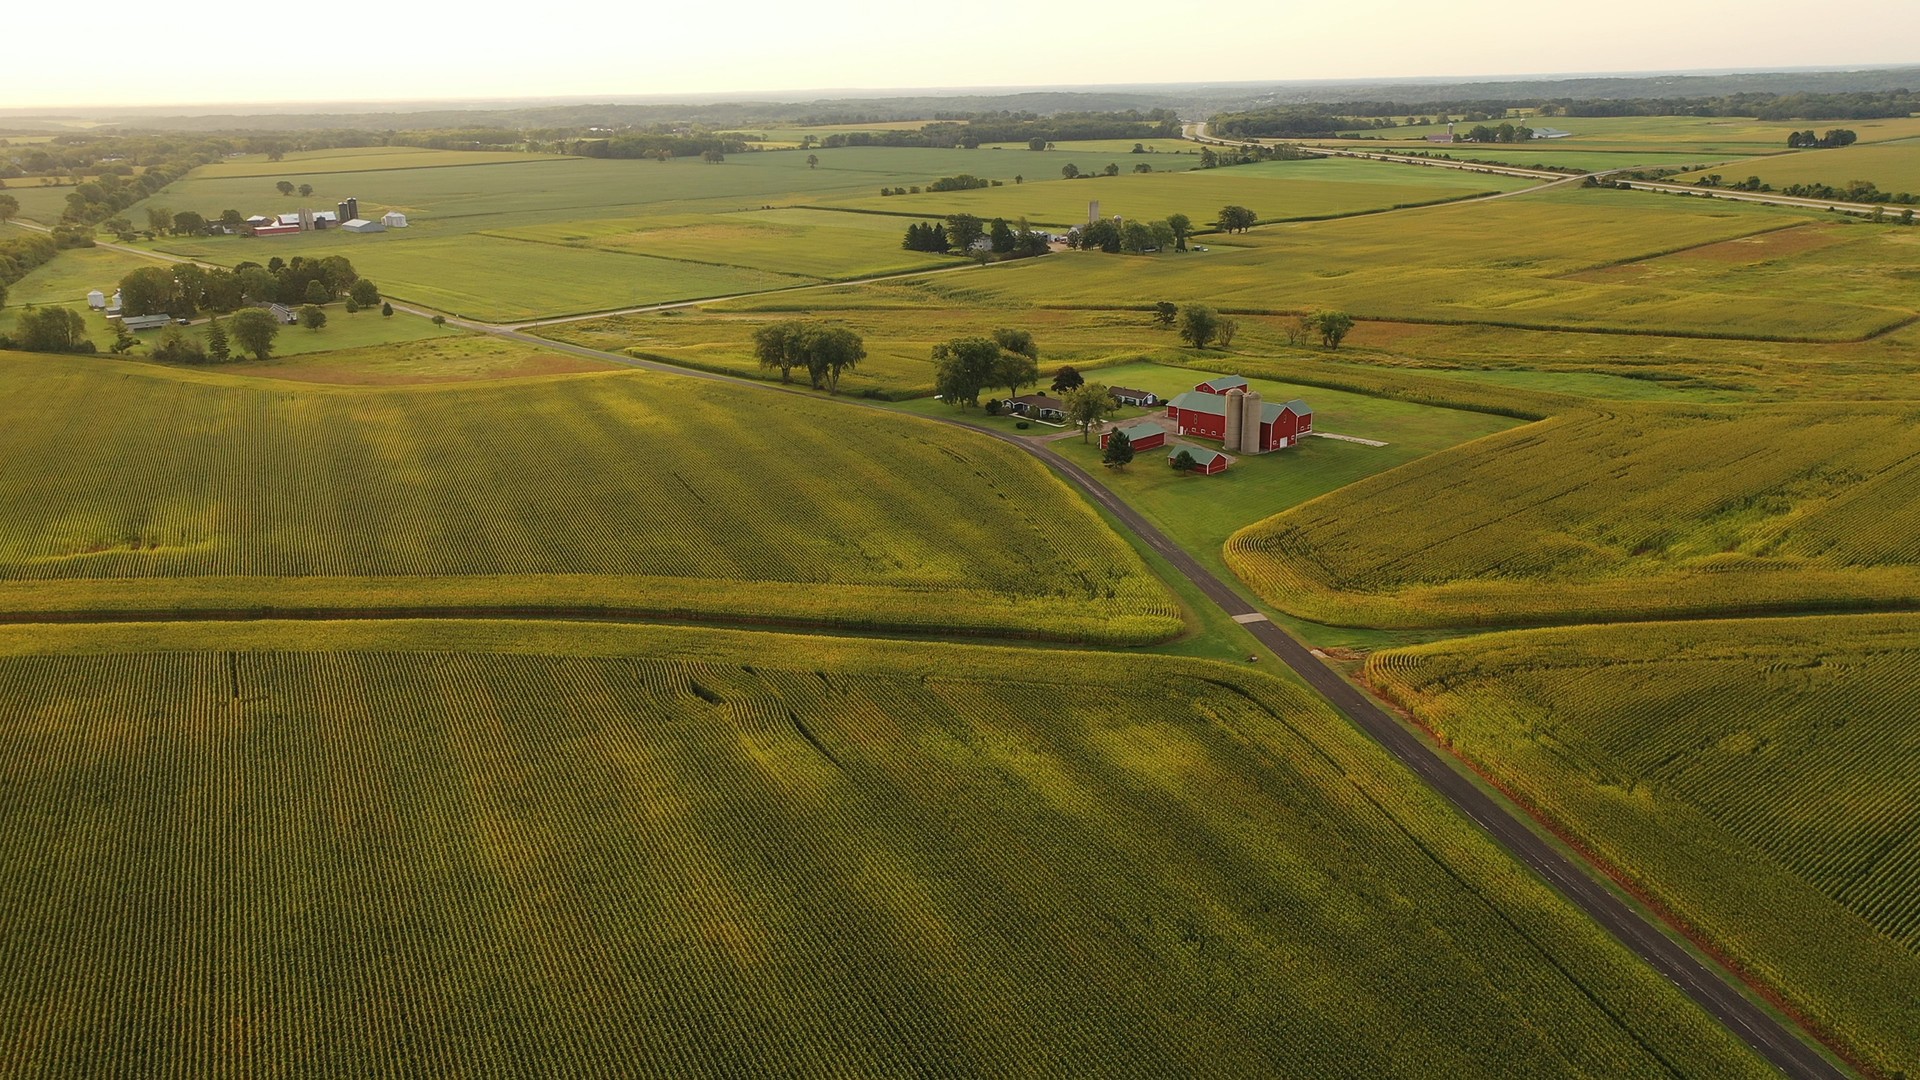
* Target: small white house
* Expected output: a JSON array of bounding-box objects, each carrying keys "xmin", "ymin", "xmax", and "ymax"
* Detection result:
[
  {"xmin": 341, "ymin": 218, "xmax": 385, "ymax": 233},
  {"xmin": 381, "ymin": 211, "xmax": 409, "ymax": 228},
  {"xmin": 87, "ymin": 290, "xmax": 106, "ymax": 310}
]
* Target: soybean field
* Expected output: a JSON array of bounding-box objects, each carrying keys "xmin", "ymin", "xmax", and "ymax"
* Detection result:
[
  {"xmin": 1366, "ymin": 613, "xmax": 1920, "ymax": 1077},
  {"xmin": 0, "ymin": 621, "xmax": 1774, "ymax": 1079}
]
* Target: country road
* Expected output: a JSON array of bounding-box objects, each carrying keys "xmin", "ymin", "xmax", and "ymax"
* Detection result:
[{"xmin": 3, "ymin": 188, "xmax": 1860, "ymax": 1079}]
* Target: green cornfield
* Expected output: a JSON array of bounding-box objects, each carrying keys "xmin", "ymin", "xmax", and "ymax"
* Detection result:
[
  {"xmin": 0, "ymin": 621, "xmax": 1773, "ymax": 1078},
  {"xmin": 0, "ymin": 354, "xmax": 1178, "ymax": 642},
  {"xmin": 1227, "ymin": 402, "xmax": 1920, "ymax": 628},
  {"xmin": 1367, "ymin": 613, "xmax": 1920, "ymax": 1077}
]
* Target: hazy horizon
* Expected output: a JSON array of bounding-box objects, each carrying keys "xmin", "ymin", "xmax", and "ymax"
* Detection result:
[{"xmin": 5, "ymin": 0, "xmax": 1917, "ymax": 112}]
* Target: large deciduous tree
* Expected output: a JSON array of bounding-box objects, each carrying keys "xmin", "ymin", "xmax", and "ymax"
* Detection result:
[
  {"xmin": 1215, "ymin": 205, "xmax": 1256, "ymax": 233},
  {"xmin": 930, "ymin": 336, "xmax": 1004, "ymax": 408},
  {"xmin": 1310, "ymin": 310, "xmax": 1354, "ymax": 348},
  {"xmin": 751, "ymin": 320, "xmax": 809, "ymax": 383},
  {"xmin": 13, "ymin": 306, "xmax": 91, "ymax": 353},
  {"xmin": 1178, "ymin": 304, "xmax": 1220, "ymax": 349},
  {"xmin": 227, "ymin": 307, "xmax": 279, "ymax": 361},
  {"xmin": 1062, "ymin": 382, "xmax": 1118, "ymax": 442},
  {"xmin": 805, "ymin": 325, "xmax": 866, "ymax": 394},
  {"xmin": 0, "ymin": 194, "xmax": 18, "ymax": 224}
]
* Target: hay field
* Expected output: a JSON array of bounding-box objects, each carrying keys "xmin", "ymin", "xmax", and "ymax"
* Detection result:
[
  {"xmin": 1368, "ymin": 613, "xmax": 1920, "ymax": 1076},
  {"xmin": 1676, "ymin": 139, "xmax": 1920, "ymax": 198},
  {"xmin": 1227, "ymin": 402, "xmax": 1920, "ymax": 628},
  {"xmin": 0, "ymin": 353, "xmax": 1177, "ymax": 642},
  {"xmin": 0, "ymin": 620, "xmax": 1773, "ymax": 1079}
]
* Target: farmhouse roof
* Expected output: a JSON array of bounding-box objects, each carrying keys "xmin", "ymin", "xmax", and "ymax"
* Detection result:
[
  {"xmin": 1108, "ymin": 385, "xmax": 1155, "ymax": 400},
  {"xmin": 1009, "ymin": 393, "xmax": 1064, "ymax": 410},
  {"xmin": 1168, "ymin": 391, "xmax": 1304, "ymax": 425}
]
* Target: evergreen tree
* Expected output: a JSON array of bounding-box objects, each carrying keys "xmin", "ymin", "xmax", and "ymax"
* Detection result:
[
  {"xmin": 205, "ymin": 315, "xmax": 229, "ymax": 362},
  {"xmin": 1103, "ymin": 428, "xmax": 1134, "ymax": 468}
]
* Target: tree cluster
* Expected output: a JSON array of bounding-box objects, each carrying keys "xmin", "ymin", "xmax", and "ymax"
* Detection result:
[
  {"xmin": 750, "ymin": 321, "xmax": 867, "ymax": 393},
  {"xmin": 931, "ymin": 329, "xmax": 1040, "ymax": 408},
  {"xmin": 0, "ymin": 306, "xmax": 94, "ymax": 354},
  {"xmin": 1785, "ymin": 129, "xmax": 1857, "ymax": 148},
  {"xmin": 926, "ymin": 174, "xmax": 993, "ymax": 192},
  {"xmin": 1215, "ymin": 205, "xmax": 1257, "ymax": 233},
  {"xmin": 1460, "ymin": 123, "xmax": 1534, "ymax": 143}
]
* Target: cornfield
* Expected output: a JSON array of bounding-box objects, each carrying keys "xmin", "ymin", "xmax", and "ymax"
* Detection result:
[
  {"xmin": 1367, "ymin": 613, "xmax": 1920, "ymax": 1076},
  {"xmin": 0, "ymin": 621, "xmax": 1772, "ymax": 1078}
]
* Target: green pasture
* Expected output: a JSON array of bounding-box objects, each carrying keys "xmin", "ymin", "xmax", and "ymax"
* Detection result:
[
  {"xmin": 935, "ymin": 185, "xmax": 1905, "ymax": 340},
  {"xmin": 490, "ymin": 206, "xmax": 957, "ymax": 280},
  {"xmin": 0, "ymin": 621, "xmax": 1771, "ymax": 1079},
  {"xmin": 1676, "ymin": 138, "xmax": 1920, "ymax": 196},
  {"xmin": 0, "ymin": 183, "xmax": 81, "ymax": 223},
  {"xmin": 191, "ymin": 145, "xmax": 572, "ymax": 179},
  {"xmin": 824, "ymin": 155, "xmax": 1534, "ymax": 225},
  {"xmin": 1369, "ymin": 613, "xmax": 1920, "ymax": 1077}
]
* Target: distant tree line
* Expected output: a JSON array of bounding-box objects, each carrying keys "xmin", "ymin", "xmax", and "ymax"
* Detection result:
[
  {"xmin": 1209, "ymin": 90, "xmax": 1920, "ymax": 137},
  {"xmin": 115, "ymin": 255, "xmax": 370, "ymax": 320},
  {"xmin": 904, "ymin": 215, "xmax": 1049, "ymax": 260},
  {"xmin": 1785, "ymin": 129, "xmax": 1857, "ymax": 148},
  {"xmin": 820, "ymin": 111, "xmax": 1180, "ymax": 149},
  {"xmin": 571, "ymin": 134, "xmax": 749, "ymax": 159}
]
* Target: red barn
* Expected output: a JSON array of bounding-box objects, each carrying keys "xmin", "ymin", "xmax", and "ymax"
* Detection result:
[
  {"xmin": 1098, "ymin": 420, "xmax": 1167, "ymax": 452},
  {"xmin": 1165, "ymin": 391, "xmax": 1312, "ymax": 453},
  {"xmin": 1193, "ymin": 375, "xmax": 1249, "ymax": 394},
  {"xmin": 1168, "ymin": 446, "xmax": 1229, "ymax": 475}
]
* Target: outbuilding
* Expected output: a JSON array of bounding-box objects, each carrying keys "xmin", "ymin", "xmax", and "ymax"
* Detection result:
[
  {"xmin": 121, "ymin": 314, "xmax": 172, "ymax": 331},
  {"xmin": 1194, "ymin": 375, "xmax": 1248, "ymax": 394},
  {"xmin": 86, "ymin": 290, "xmax": 106, "ymax": 310},
  {"xmin": 1169, "ymin": 445, "xmax": 1229, "ymax": 475},
  {"xmin": 381, "ymin": 211, "xmax": 409, "ymax": 228},
  {"xmin": 266, "ymin": 303, "xmax": 297, "ymax": 324},
  {"xmin": 254, "ymin": 221, "xmax": 302, "ymax": 236},
  {"xmin": 341, "ymin": 218, "xmax": 385, "ymax": 233},
  {"xmin": 1108, "ymin": 386, "xmax": 1160, "ymax": 407},
  {"xmin": 1165, "ymin": 390, "xmax": 1313, "ymax": 453},
  {"xmin": 1099, "ymin": 420, "xmax": 1168, "ymax": 452}
]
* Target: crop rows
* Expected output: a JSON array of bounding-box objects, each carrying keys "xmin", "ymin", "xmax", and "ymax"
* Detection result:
[
  {"xmin": 1227, "ymin": 402, "xmax": 1920, "ymax": 627},
  {"xmin": 0, "ymin": 629, "xmax": 1774, "ymax": 1078},
  {"xmin": 0, "ymin": 357, "xmax": 1177, "ymax": 641},
  {"xmin": 1367, "ymin": 613, "xmax": 1920, "ymax": 1075}
]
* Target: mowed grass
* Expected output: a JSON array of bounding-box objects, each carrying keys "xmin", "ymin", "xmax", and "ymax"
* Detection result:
[
  {"xmin": 944, "ymin": 184, "xmax": 1908, "ymax": 340},
  {"xmin": 0, "ymin": 352, "xmax": 1177, "ymax": 642},
  {"xmin": 1368, "ymin": 613, "xmax": 1920, "ymax": 1077},
  {"xmin": 1227, "ymin": 401, "xmax": 1920, "ymax": 628},
  {"xmin": 0, "ymin": 620, "xmax": 1775, "ymax": 1079},
  {"xmin": 1676, "ymin": 138, "xmax": 1920, "ymax": 197},
  {"xmin": 824, "ymin": 155, "xmax": 1534, "ymax": 225}
]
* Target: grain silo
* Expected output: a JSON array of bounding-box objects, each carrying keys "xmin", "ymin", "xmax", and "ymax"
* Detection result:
[
  {"xmin": 1240, "ymin": 390, "xmax": 1264, "ymax": 453},
  {"xmin": 1223, "ymin": 388, "xmax": 1243, "ymax": 452}
]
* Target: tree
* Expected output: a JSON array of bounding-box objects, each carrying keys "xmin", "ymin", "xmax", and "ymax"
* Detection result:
[
  {"xmin": 14, "ymin": 306, "xmax": 91, "ymax": 353},
  {"xmin": 238, "ymin": 266, "xmax": 277, "ymax": 304},
  {"xmin": 304, "ymin": 279, "xmax": 331, "ymax": 305},
  {"xmin": 1216, "ymin": 205, "xmax": 1257, "ymax": 233},
  {"xmin": 227, "ymin": 307, "xmax": 279, "ymax": 361},
  {"xmin": 1120, "ymin": 220, "xmax": 1154, "ymax": 254},
  {"xmin": 171, "ymin": 210, "xmax": 206, "ymax": 236},
  {"xmin": 992, "ymin": 345, "xmax": 1039, "ymax": 400},
  {"xmin": 806, "ymin": 154, "xmax": 819, "ymax": 169},
  {"xmin": 751, "ymin": 320, "xmax": 809, "ymax": 383},
  {"xmin": 1165, "ymin": 213, "xmax": 1191, "ymax": 251},
  {"xmin": 151, "ymin": 326, "xmax": 206, "ymax": 363},
  {"xmin": 344, "ymin": 298, "xmax": 360, "ymax": 313},
  {"xmin": 1178, "ymin": 304, "xmax": 1220, "ymax": 349},
  {"xmin": 146, "ymin": 206, "xmax": 173, "ymax": 232},
  {"xmin": 110, "ymin": 320, "xmax": 137, "ymax": 354},
  {"xmin": 1062, "ymin": 382, "xmax": 1118, "ymax": 442},
  {"xmin": 805, "ymin": 325, "xmax": 866, "ymax": 393},
  {"xmin": 701, "ymin": 150, "xmax": 725, "ymax": 164},
  {"xmin": 381, "ymin": 302, "xmax": 394, "ymax": 317},
  {"xmin": 1051, "ymin": 365, "xmax": 1084, "ymax": 393},
  {"xmin": 205, "ymin": 315, "xmax": 229, "ymax": 361},
  {"xmin": 930, "ymin": 336, "xmax": 1003, "ymax": 407},
  {"xmin": 1171, "ymin": 448, "xmax": 1198, "ymax": 472},
  {"xmin": 300, "ymin": 304, "xmax": 327, "ymax": 331},
  {"xmin": 1103, "ymin": 428, "xmax": 1134, "ymax": 468},
  {"xmin": 991, "ymin": 327, "xmax": 1037, "ymax": 360},
  {"xmin": 276, "ymin": 181, "xmax": 295, "ymax": 196},
  {"xmin": 945, "ymin": 214, "xmax": 985, "ymax": 253},
  {"xmin": 989, "ymin": 217, "xmax": 1016, "ymax": 253},
  {"xmin": 220, "ymin": 209, "xmax": 244, "ymax": 229},
  {"xmin": 1216, "ymin": 316, "xmax": 1239, "ymax": 348},
  {"xmin": 119, "ymin": 266, "xmax": 181, "ymax": 318},
  {"xmin": 1152, "ymin": 301, "xmax": 1178, "ymax": 326},
  {"xmin": 297, "ymin": 184, "xmax": 314, "ymax": 198},
  {"xmin": 1061, "ymin": 163, "xmax": 1080, "ymax": 179},
  {"xmin": 1310, "ymin": 310, "xmax": 1354, "ymax": 348},
  {"xmin": 348, "ymin": 278, "xmax": 380, "ymax": 307},
  {"xmin": 1102, "ymin": 163, "xmax": 1120, "ymax": 177},
  {"xmin": 0, "ymin": 193, "xmax": 17, "ymax": 224},
  {"xmin": 1027, "ymin": 137, "xmax": 1047, "ymax": 151}
]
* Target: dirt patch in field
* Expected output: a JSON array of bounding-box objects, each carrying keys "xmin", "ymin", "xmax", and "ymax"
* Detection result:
[{"xmin": 234, "ymin": 350, "xmax": 620, "ymax": 386}]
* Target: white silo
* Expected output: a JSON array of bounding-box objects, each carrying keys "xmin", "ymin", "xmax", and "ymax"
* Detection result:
[
  {"xmin": 1223, "ymin": 388, "xmax": 1243, "ymax": 451},
  {"xmin": 1240, "ymin": 390, "xmax": 1264, "ymax": 453}
]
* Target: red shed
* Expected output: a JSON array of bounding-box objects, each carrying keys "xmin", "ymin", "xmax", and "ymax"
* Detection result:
[
  {"xmin": 1169, "ymin": 446, "xmax": 1229, "ymax": 475},
  {"xmin": 1099, "ymin": 421, "xmax": 1168, "ymax": 452}
]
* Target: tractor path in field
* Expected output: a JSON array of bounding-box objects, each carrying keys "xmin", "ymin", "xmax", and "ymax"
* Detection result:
[{"xmin": 480, "ymin": 323, "xmax": 1851, "ymax": 1080}]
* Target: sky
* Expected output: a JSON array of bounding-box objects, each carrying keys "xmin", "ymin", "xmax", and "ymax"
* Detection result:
[{"xmin": 5, "ymin": 0, "xmax": 1917, "ymax": 110}]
